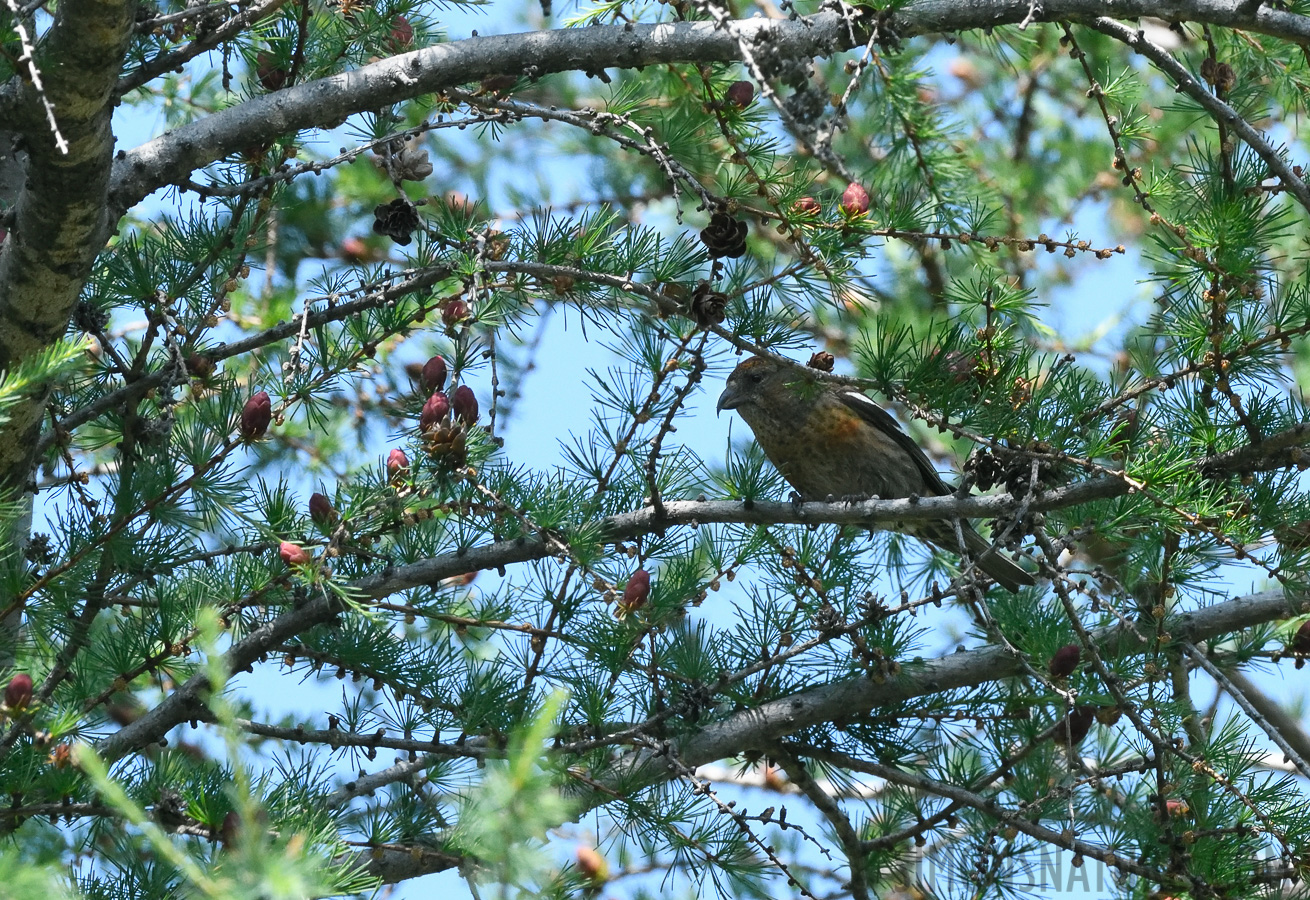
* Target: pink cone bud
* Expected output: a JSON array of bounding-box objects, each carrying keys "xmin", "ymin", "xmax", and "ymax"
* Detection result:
[
  {"xmin": 452, "ymin": 385, "xmax": 478, "ymax": 425},
  {"xmin": 442, "ymin": 299, "xmax": 469, "ymax": 327},
  {"xmin": 240, "ymin": 391, "xmax": 271, "ymax": 439},
  {"xmin": 576, "ymin": 845, "xmax": 609, "ymax": 882},
  {"xmin": 620, "ymin": 568, "xmax": 650, "ymax": 612},
  {"xmin": 279, "ymin": 541, "xmax": 311, "ymax": 567},
  {"xmin": 5, "ymin": 673, "xmax": 32, "ymax": 710},
  {"xmin": 792, "ymin": 197, "xmax": 821, "ymax": 216},
  {"xmin": 387, "ymin": 448, "xmax": 410, "ymax": 476},
  {"xmin": 340, "ymin": 236, "xmax": 369, "ymax": 261},
  {"xmin": 725, "ymin": 80, "xmax": 754, "ymax": 107},
  {"xmin": 421, "ymin": 355, "xmax": 448, "ymax": 393},
  {"xmin": 308, "ymin": 492, "xmax": 335, "ymax": 525},
  {"xmin": 840, "ymin": 182, "xmax": 870, "ymax": 216},
  {"xmin": 420, "ymin": 391, "xmax": 450, "ymax": 430}
]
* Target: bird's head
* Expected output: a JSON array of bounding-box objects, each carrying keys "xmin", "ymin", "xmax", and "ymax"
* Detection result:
[{"xmin": 717, "ymin": 356, "xmax": 806, "ymax": 415}]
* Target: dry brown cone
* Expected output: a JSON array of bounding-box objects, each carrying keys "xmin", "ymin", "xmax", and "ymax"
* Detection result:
[{"xmin": 422, "ymin": 419, "xmax": 468, "ymax": 468}]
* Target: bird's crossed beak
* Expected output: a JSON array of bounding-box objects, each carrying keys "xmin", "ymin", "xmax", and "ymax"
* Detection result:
[{"xmin": 716, "ymin": 384, "xmax": 744, "ymax": 415}]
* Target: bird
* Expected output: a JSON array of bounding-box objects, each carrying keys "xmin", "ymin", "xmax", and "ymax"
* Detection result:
[{"xmin": 716, "ymin": 355, "xmax": 1035, "ymax": 592}]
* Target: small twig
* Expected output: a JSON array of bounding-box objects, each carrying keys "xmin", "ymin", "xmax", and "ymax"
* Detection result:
[
  {"xmin": 1, "ymin": 0, "xmax": 67, "ymax": 153},
  {"xmin": 1184, "ymin": 644, "xmax": 1310, "ymax": 780}
]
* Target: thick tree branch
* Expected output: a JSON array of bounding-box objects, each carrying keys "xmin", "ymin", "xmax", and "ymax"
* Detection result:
[
  {"xmin": 0, "ymin": 0, "xmax": 136, "ymax": 486},
  {"xmin": 665, "ymin": 589, "xmax": 1297, "ymax": 775},
  {"xmin": 107, "ymin": 0, "xmax": 1310, "ymax": 215}
]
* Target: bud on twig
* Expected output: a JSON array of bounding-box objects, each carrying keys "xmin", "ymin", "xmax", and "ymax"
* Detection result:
[
  {"xmin": 421, "ymin": 355, "xmax": 448, "ymax": 393},
  {"xmin": 1293, "ymin": 619, "xmax": 1310, "ymax": 653},
  {"xmin": 309, "ymin": 493, "xmax": 336, "ymax": 525},
  {"xmin": 1055, "ymin": 705, "xmax": 1095, "ymax": 747},
  {"xmin": 5, "ymin": 673, "xmax": 32, "ymax": 711},
  {"xmin": 618, "ymin": 568, "xmax": 650, "ymax": 615},
  {"xmin": 725, "ymin": 80, "xmax": 754, "ymax": 108},
  {"xmin": 452, "ymin": 385, "xmax": 478, "ymax": 426},
  {"xmin": 841, "ymin": 182, "xmax": 870, "ymax": 216},
  {"xmin": 575, "ymin": 845, "xmax": 609, "ymax": 883},
  {"xmin": 186, "ymin": 354, "xmax": 214, "ymax": 379},
  {"xmin": 389, "ymin": 14, "xmax": 414, "ymax": 49},
  {"xmin": 241, "ymin": 391, "xmax": 271, "ymax": 440},
  {"xmin": 221, "ymin": 810, "xmax": 241, "ymax": 847},
  {"xmin": 792, "ymin": 197, "xmax": 821, "ymax": 216},
  {"xmin": 279, "ymin": 541, "xmax": 311, "ymax": 567},
  {"xmin": 255, "ymin": 51, "xmax": 288, "ymax": 92},
  {"xmin": 442, "ymin": 299, "xmax": 469, "ymax": 328},
  {"xmin": 388, "ymin": 449, "xmax": 410, "ymax": 479},
  {"xmin": 1048, "ymin": 643, "xmax": 1081, "ymax": 678},
  {"xmin": 420, "ymin": 392, "xmax": 451, "ymax": 431}
]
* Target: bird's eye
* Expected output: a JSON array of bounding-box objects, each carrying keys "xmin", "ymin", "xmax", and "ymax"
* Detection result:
[{"xmin": 748, "ymin": 371, "xmax": 764, "ymax": 384}]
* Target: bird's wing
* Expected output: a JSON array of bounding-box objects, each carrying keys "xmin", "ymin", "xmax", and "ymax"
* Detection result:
[{"xmin": 835, "ymin": 390, "xmax": 953, "ymax": 496}]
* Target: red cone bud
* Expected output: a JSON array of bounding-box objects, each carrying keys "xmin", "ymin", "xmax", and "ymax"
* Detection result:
[
  {"xmin": 792, "ymin": 197, "xmax": 821, "ymax": 216},
  {"xmin": 421, "ymin": 355, "xmax": 448, "ymax": 393},
  {"xmin": 1048, "ymin": 643, "xmax": 1080, "ymax": 678},
  {"xmin": 390, "ymin": 15, "xmax": 414, "ymax": 48},
  {"xmin": 5, "ymin": 673, "xmax": 32, "ymax": 710},
  {"xmin": 1056, "ymin": 706, "xmax": 1095, "ymax": 747},
  {"xmin": 387, "ymin": 448, "xmax": 410, "ymax": 476},
  {"xmin": 309, "ymin": 492, "xmax": 335, "ymax": 525},
  {"xmin": 725, "ymin": 80, "xmax": 754, "ymax": 107},
  {"xmin": 1294, "ymin": 619, "xmax": 1310, "ymax": 653},
  {"xmin": 840, "ymin": 182, "xmax": 870, "ymax": 216},
  {"xmin": 420, "ymin": 391, "xmax": 451, "ymax": 430},
  {"xmin": 255, "ymin": 51, "xmax": 287, "ymax": 91},
  {"xmin": 1165, "ymin": 799, "xmax": 1189, "ymax": 817},
  {"xmin": 619, "ymin": 568, "xmax": 650, "ymax": 613},
  {"xmin": 279, "ymin": 541, "xmax": 311, "ymax": 567},
  {"xmin": 452, "ymin": 385, "xmax": 478, "ymax": 425},
  {"xmin": 442, "ymin": 299, "xmax": 469, "ymax": 327},
  {"xmin": 241, "ymin": 391, "xmax": 271, "ymax": 439}
]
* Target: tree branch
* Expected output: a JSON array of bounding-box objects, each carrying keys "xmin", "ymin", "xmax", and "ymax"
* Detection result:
[
  {"xmin": 106, "ymin": 0, "xmax": 1310, "ymax": 216},
  {"xmin": 0, "ymin": 0, "xmax": 137, "ymax": 486},
  {"xmin": 663, "ymin": 589, "xmax": 1297, "ymax": 775},
  {"xmin": 1088, "ymin": 16, "xmax": 1310, "ymax": 212}
]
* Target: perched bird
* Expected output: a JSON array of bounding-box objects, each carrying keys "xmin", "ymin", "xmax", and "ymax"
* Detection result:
[{"xmin": 716, "ymin": 355, "xmax": 1034, "ymax": 592}]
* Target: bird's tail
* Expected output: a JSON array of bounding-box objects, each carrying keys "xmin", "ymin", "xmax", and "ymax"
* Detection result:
[{"xmin": 922, "ymin": 521, "xmax": 1036, "ymax": 593}]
